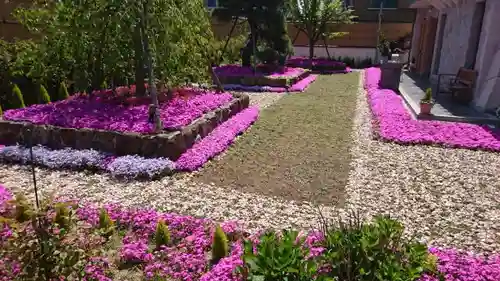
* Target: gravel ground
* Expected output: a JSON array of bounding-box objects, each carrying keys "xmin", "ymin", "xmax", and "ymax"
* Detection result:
[{"xmin": 1, "ymin": 75, "xmax": 500, "ymax": 253}]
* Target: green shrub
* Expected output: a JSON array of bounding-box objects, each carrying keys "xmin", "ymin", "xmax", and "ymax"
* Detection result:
[
  {"xmin": 320, "ymin": 215, "xmax": 439, "ymax": 281},
  {"xmin": 239, "ymin": 229, "xmax": 318, "ymax": 281},
  {"xmin": 0, "ymin": 104, "xmax": 3, "ymax": 116},
  {"xmin": 57, "ymin": 81, "xmax": 69, "ymax": 101},
  {"xmin": 211, "ymin": 224, "xmax": 229, "ymax": 264},
  {"xmin": 38, "ymin": 84, "xmax": 51, "ymax": 104},
  {"xmin": 11, "ymin": 84, "xmax": 26, "ymax": 108},
  {"xmin": 98, "ymin": 208, "xmax": 114, "ymax": 237},
  {"xmin": 154, "ymin": 220, "xmax": 171, "ymax": 249},
  {"xmin": 54, "ymin": 203, "xmax": 72, "ymax": 230}
]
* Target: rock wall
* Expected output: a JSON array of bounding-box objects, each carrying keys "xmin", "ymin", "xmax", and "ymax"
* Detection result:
[{"xmin": 0, "ymin": 93, "xmax": 250, "ymax": 161}]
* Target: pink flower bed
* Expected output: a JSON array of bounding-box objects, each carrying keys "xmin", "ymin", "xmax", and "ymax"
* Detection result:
[
  {"xmin": 3, "ymin": 89, "xmax": 233, "ymax": 133},
  {"xmin": 286, "ymin": 56, "xmax": 351, "ymax": 73},
  {"xmin": 364, "ymin": 67, "xmax": 500, "ymax": 151},
  {"xmin": 176, "ymin": 106, "xmax": 259, "ymax": 171},
  {"xmin": 222, "ymin": 74, "xmax": 318, "ymax": 93},
  {"xmin": 214, "ymin": 65, "xmax": 306, "ymax": 78},
  {"xmin": 1, "ymin": 184, "xmax": 499, "ymax": 281}
]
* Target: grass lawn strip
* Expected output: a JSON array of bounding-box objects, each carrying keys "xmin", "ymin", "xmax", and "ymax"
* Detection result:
[{"xmin": 195, "ymin": 73, "xmax": 359, "ymax": 205}]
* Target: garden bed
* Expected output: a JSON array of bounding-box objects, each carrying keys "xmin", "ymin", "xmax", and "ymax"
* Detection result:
[
  {"xmin": 213, "ymin": 64, "xmax": 317, "ymax": 92},
  {"xmin": 0, "ymin": 107, "xmax": 259, "ymax": 179},
  {"xmin": 364, "ymin": 67, "xmax": 500, "ymax": 152},
  {"xmin": 286, "ymin": 56, "xmax": 352, "ymax": 73},
  {"xmin": 0, "ymin": 184, "xmax": 499, "ymax": 281},
  {"xmin": 0, "ymin": 91, "xmax": 250, "ymax": 160}
]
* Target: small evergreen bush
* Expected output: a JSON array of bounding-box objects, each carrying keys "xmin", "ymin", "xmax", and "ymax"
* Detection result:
[
  {"xmin": 38, "ymin": 84, "xmax": 51, "ymax": 104},
  {"xmin": 11, "ymin": 84, "xmax": 26, "ymax": 108},
  {"xmin": 211, "ymin": 224, "xmax": 229, "ymax": 264},
  {"xmin": 57, "ymin": 82, "xmax": 69, "ymax": 101}
]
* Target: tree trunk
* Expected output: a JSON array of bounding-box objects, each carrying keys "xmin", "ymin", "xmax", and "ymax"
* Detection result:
[
  {"xmin": 308, "ymin": 38, "xmax": 315, "ymax": 68},
  {"xmin": 134, "ymin": 26, "xmax": 146, "ymax": 97}
]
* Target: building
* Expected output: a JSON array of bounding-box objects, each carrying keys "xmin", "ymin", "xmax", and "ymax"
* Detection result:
[
  {"xmin": 350, "ymin": 0, "xmax": 415, "ymax": 23},
  {"xmin": 409, "ymin": 0, "xmax": 500, "ymax": 112}
]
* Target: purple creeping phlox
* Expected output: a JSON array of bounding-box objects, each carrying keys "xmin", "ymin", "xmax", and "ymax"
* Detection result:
[
  {"xmin": 1, "ymin": 185, "xmax": 500, "ymax": 280},
  {"xmin": 364, "ymin": 67, "xmax": 500, "ymax": 151},
  {"xmin": 175, "ymin": 106, "xmax": 260, "ymax": 171},
  {"xmin": 0, "ymin": 145, "xmax": 175, "ymax": 179},
  {"xmin": 3, "ymin": 90, "xmax": 232, "ymax": 133}
]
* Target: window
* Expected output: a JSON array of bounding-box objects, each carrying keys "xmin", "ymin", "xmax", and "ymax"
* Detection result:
[
  {"xmin": 369, "ymin": 0, "xmax": 398, "ymax": 9},
  {"xmin": 206, "ymin": 0, "xmax": 217, "ymax": 9}
]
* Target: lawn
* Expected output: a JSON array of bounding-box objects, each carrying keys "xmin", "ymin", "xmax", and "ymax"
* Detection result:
[{"xmin": 195, "ymin": 73, "xmax": 360, "ymax": 205}]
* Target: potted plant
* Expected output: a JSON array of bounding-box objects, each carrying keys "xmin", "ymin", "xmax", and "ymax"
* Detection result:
[
  {"xmin": 420, "ymin": 88, "xmax": 434, "ymax": 115},
  {"xmin": 377, "ymin": 33, "xmax": 390, "ymax": 64}
]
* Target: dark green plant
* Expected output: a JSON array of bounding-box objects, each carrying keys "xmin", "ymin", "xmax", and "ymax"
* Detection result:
[
  {"xmin": 98, "ymin": 208, "xmax": 115, "ymax": 237},
  {"xmin": 11, "ymin": 84, "xmax": 26, "ymax": 108},
  {"xmin": 38, "ymin": 84, "xmax": 51, "ymax": 104},
  {"xmin": 54, "ymin": 203, "xmax": 72, "ymax": 230},
  {"xmin": 211, "ymin": 224, "xmax": 229, "ymax": 264},
  {"xmin": 154, "ymin": 220, "xmax": 171, "ymax": 249},
  {"xmin": 238, "ymin": 230, "xmax": 322, "ymax": 281},
  {"xmin": 0, "ymin": 104, "xmax": 3, "ymax": 116},
  {"xmin": 318, "ymin": 214, "xmax": 440, "ymax": 281}
]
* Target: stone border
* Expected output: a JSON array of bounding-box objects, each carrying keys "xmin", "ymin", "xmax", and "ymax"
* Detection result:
[
  {"xmin": 216, "ymin": 70, "xmax": 310, "ymax": 88},
  {"xmin": 0, "ymin": 93, "xmax": 250, "ymax": 161}
]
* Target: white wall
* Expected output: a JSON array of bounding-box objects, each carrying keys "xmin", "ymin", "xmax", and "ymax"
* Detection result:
[{"xmin": 293, "ymin": 46, "xmax": 377, "ymax": 62}]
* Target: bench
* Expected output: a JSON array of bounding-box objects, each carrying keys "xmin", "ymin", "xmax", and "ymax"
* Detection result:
[{"xmin": 436, "ymin": 67, "xmax": 477, "ymax": 104}]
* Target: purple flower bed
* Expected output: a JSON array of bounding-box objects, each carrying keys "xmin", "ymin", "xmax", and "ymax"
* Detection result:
[
  {"xmin": 176, "ymin": 106, "xmax": 259, "ymax": 171},
  {"xmin": 364, "ymin": 67, "xmax": 500, "ymax": 151},
  {"xmin": 1, "ymin": 184, "xmax": 499, "ymax": 281},
  {"xmin": 222, "ymin": 74, "xmax": 318, "ymax": 93},
  {"xmin": 0, "ymin": 145, "xmax": 175, "ymax": 179},
  {"xmin": 286, "ymin": 56, "xmax": 350, "ymax": 73},
  {"xmin": 214, "ymin": 64, "xmax": 306, "ymax": 78},
  {"xmin": 3, "ymin": 90, "xmax": 233, "ymax": 133}
]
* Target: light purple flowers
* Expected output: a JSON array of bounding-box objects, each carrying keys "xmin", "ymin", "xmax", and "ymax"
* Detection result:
[
  {"xmin": 3, "ymin": 91, "xmax": 233, "ymax": 133},
  {"xmin": 214, "ymin": 64, "xmax": 307, "ymax": 78},
  {"xmin": 364, "ymin": 67, "xmax": 500, "ymax": 151},
  {"xmin": 286, "ymin": 56, "xmax": 350, "ymax": 73},
  {"xmin": 222, "ymin": 75, "xmax": 318, "ymax": 93},
  {"xmin": 175, "ymin": 106, "xmax": 259, "ymax": 171},
  {"xmin": 106, "ymin": 155, "xmax": 175, "ymax": 179}
]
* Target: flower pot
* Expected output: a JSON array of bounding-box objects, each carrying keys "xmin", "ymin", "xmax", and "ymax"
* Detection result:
[{"xmin": 420, "ymin": 103, "xmax": 434, "ymax": 115}]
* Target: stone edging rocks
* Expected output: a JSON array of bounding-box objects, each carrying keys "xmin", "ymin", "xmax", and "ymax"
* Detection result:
[{"xmin": 0, "ymin": 93, "xmax": 250, "ymax": 161}]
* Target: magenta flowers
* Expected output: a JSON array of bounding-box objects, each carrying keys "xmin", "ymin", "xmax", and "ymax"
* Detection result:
[
  {"xmin": 364, "ymin": 67, "xmax": 500, "ymax": 151},
  {"xmin": 3, "ymin": 90, "xmax": 233, "ymax": 133},
  {"xmin": 175, "ymin": 106, "xmax": 259, "ymax": 171}
]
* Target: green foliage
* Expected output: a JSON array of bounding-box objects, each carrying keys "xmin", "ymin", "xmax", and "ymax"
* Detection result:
[
  {"xmin": 211, "ymin": 224, "xmax": 229, "ymax": 264},
  {"xmin": 11, "ymin": 194, "xmax": 33, "ymax": 222},
  {"xmin": 421, "ymin": 88, "xmax": 433, "ymax": 104},
  {"xmin": 215, "ymin": 0, "xmax": 293, "ymax": 66},
  {"xmin": 12, "ymin": 0, "xmax": 216, "ymax": 93},
  {"xmin": 0, "ymin": 104, "xmax": 3, "ymax": 116},
  {"xmin": 319, "ymin": 215, "xmax": 438, "ymax": 281},
  {"xmin": 289, "ymin": 0, "xmax": 356, "ymax": 59},
  {"xmin": 0, "ymin": 197, "xmax": 103, "ymax": 280},
  {"xmin": 155, "ymin": 220, "xmax": 171, "ymax": 249},
  {"xmin": 11, "ymin": 84, "xmax": 26, "ymax": 108},
  {"xmin": 238, "ymin": 230, "xmax": 321, "ymax": 281},
  {"xmin": 38, "ymin": 84, "xmax": 51, "ymax": 104},
  {"xmin": 213, "ymin": 32, "xmax": 248, "ymax": 64},
  {"xmin": 98, "ymin": 208, "xmax": 115, "ymax": 237},
  {"xmin": 57, "ymin": 81, "xmax": 70, "ymax": 101}
]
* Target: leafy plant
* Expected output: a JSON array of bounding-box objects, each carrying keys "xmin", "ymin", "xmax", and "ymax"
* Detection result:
[
  {"xmin": 38, "ymin": 84, "xmax": 51, "ymax": 104},
  {"xmin": 98, "ymin": 208, "xmax": 115, "ymax": 237},
  {"xmin": 54, "ymin": 202, "xmax": 72, "ymax": 230},
  {"xmin": 289, "ymin": 0, "xmax": 356, "ymax": 61},
  {"xmin": 319, "ymin": 214, "xmax": 440, "ymax": 281},
  {"xmin": 211, "ymin": 224, "xmax": 229, "ymax": 264},
  {"xmin": 239, "ymin": 230, "xmax": 321, "ymax": 281},
  {"xmin": 11, "ymin": 84, "xmax": 26, "ymax": 108},
  {"xmin": 57, "ymin": 81, "xmax": 69, "ymax": 101},
  {"xmin": 421, "ymin": 88, "xmax": 433, "ymax": 104},
  {"xmin": 154, "ymin": 220, "xmax": 171, "ymax": 249}
]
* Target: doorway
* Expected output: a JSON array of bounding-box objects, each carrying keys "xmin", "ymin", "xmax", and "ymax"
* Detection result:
[{"xmin": 416, "ymin": 14, "xmax": 438, "ymax": 76}]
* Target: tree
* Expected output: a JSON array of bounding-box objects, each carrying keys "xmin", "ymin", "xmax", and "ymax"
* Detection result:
[
  {"xmin": 214, "ymin": 0, "xmax": 293, "ymax": 68},
  {"xmin": 289, "ymin": 0, "xmax": 356, "ymax": 61}
]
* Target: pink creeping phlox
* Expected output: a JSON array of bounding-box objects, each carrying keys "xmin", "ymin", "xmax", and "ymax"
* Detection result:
[
  {"xmin": 3, "ymin": 90, "xmax": 232, "ymax": 133},
  {"xmin": 1, "ymin": 185, "xmax": 500, "ymax": 280},
  {"xmin": 364, "ymin": 67, "xmax": 500, "ymax": 151}
]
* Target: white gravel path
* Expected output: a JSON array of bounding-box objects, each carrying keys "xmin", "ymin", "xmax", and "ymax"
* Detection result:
[{"xmin": 1, "ymin": 76, "xmax": 500, "ymax": 253}]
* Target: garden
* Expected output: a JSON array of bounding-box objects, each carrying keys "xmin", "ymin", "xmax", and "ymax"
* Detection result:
[{"xmin": 1, "ymin": 0, "xmax": 500, "ymax": 280}]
